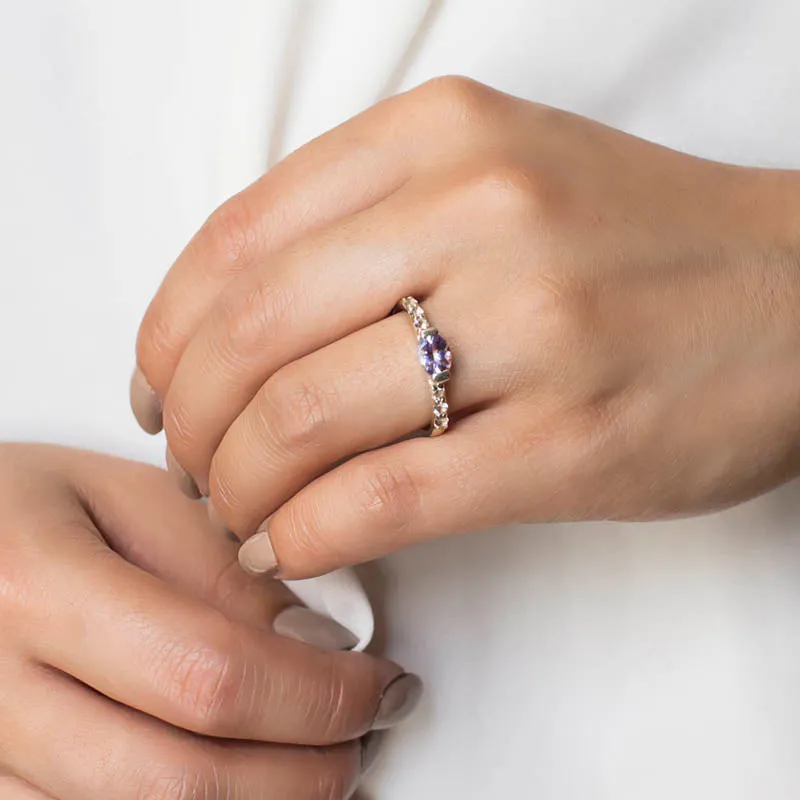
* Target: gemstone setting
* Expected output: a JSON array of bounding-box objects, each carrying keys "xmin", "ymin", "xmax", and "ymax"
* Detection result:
[
  {"xmin": 398, "ymin": 296, "xmax": 452, "ymax": 437},
  {"xmin": 418, "ymin": 331, "xmax": 452, "ymax": 380}
]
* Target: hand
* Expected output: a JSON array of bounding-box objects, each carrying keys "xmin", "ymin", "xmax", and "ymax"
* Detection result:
[
  {"xmin": 0, "ymin": 444, "xmax": 420, "ymax": 799},
  {"xmin": 132, "ymin": 76, "xmax": 800, "ymax": 580}
]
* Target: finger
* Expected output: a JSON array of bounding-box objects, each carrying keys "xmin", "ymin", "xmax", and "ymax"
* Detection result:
[
  {"xmin": 72, "ymin": 450, "xmax": 295, "ymax": 631},
  {"xmin": 0, "ymin": 774, "xmax": 54, "ymax": 800},
  {"xmin": 106, "ymin": 461, "xmax": 289, "ymax": 624},
  {"xmin": 207, "ymin": 293, "xmax": 498, "ymax": 538},
  {"xmin": 239, "ymin": 406, "xmax": 535, "ymax": 579},
  {"xmin": 135, "ymin": 112, "xmax": 407, "ymax": 406},
  {"xmin": 24, "ymin": 499, "xmax": 418, "ymax": 744},
  {"xmin": 2, "ymin": 658, "xmax": 365, "ymax": 800},
  {"xmin": 81, "ymin": 452, "xmax": 360, "ymax": 649},
  {"xmin": 162, "ymin": 178, "xmax": 450, "ymax": 494},
  {"xmin": 134, "ymin": 78, "xmax": 488, "ymax": 423}
]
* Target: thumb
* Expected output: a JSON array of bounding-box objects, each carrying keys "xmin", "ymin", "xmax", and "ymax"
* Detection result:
[{"xmin": 237, "ymin": 414, "xmax": 510, "ymax": 579}]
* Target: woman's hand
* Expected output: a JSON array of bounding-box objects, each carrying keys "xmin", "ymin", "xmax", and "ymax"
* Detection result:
[
  {"xmin": 132, "ymin": 76, "xmax": 800, "ymax": 580},
  {"xmin": 0, "ymin": 444, "xmax": 420, "ymax": 799}
]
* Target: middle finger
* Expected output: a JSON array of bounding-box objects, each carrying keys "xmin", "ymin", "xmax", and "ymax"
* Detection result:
[
  {"xmin": 163, "ymin": 179, "xmax": 451, "ymax": 495},
  {"xmin": 207, "ymin": 290, "xmax": 501, "ymax": 539}
]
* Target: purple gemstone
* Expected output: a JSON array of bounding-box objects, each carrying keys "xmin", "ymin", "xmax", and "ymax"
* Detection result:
[{"xmin": 418, "ymin": 332, "xmax": 452, "ymax": 377}]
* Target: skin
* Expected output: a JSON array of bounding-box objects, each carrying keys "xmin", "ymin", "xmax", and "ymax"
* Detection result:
[
  {"xmin": 0, "ymin": 444, "xmax": 418, "ymax": 799},
  {"xmin": 133, "ymin": 76, "xmax": 800, "ymax": 580}
]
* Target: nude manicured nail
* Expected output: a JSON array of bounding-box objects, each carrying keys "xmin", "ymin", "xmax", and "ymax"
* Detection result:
[
  {"xmin": 372, "ymin": 673, "xmax": 424, "ymax": 731},
  {"xmin": 273, "ymin": 606, "xmax": 359, "ymax": 652},
  {"xmin": 361, "ymin": 731, "xmax": 385, "ymax": 774},
  {"xmin": 165, "ymin": 447, "xmax": 202, "ymax": 499},
  {"xmin": 238, "ymin": 523, "xmax": 278, "ymax": 576},
  {"xmin": 130, "ymin": 366, "xmax": 163, "ymax": 434}
]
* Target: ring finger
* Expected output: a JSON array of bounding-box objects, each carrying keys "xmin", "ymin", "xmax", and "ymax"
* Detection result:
[
  {"xmin": 161, "ymin": 180, "xmax": 448, "ymax": 496},
  {"xmin": 207, "ymin": 289, "xmax": 503, "ymax": 539}
]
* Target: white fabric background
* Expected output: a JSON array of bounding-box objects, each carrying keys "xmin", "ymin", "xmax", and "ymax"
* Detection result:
[{"xmin": 1, "ymin": 1, "xmax": 800, "ymax": 798}]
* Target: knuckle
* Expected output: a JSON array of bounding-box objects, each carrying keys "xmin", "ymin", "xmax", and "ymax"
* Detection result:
[
  {"xmin": 153, "ymin": 630, "xmax": 243, "ymax": 735},
  {"xmin": 135, "ymin": 767, "xmax": 191, "ymax": 800},
  {"xmin": 462, "ymin": 162, "xmax": 543, "ymax": 223},
  {"xmin": 137, "ymin": 755, "xmax": 233, "ymax": 800},
  {"xmin": 260, "ymin": 367, "xmax": 335, "ymax": 454},
  {"xmin": 511, "ymin": 273, "xmax": 602, "ymax": 399},
  {"xmin": 355, "ymin": 459, "xmax": 422, "ymax": 536},
  {"xmin": 296, "ymin": 659, "xmax": 362, "ymax": 743},
  {"xmin": 415, "ymin": 75, "xmax": 495, "ymax": 121},
  {"xmin": 529, "ymin": 273, "xmax": 592, "ymax": 356},
  {"xmin": 207, "ymin": 461, "xmax": 247, "ymax": 531},
  {"xmin": 162, "ymin": 396, "xmax": 196, "ymax": 458},
  {"xmin": 315, "ymin": 766, "xmax": 353, "ymax": 800},
  {"xmin": 216, "ymin": 276, "xmax": 297, "ymax": 361},
  {"xmin": 199, "ymin": 194, "xmax": 258, "ymax": 271},
  {"xmin": 184, "ymin": 763, "xmax": 234, "ymax": 800},
  {"xmin": 280, "ymin": 492, "xmax": 328, "ymax": 564},
  {"xmin": 136, "ymin": 306, "xmax": 179, "ymax": 383}
]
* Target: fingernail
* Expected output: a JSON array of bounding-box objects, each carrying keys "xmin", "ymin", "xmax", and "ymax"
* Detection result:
[
  {"xmin": 130, "ymin": 366, "xmax": 163, "ymax": 434},
  {"xmin": 273, "ymin": 606, "xmax": 359, "ymax": 652},
  {"xmin": 361, "ymin": 731, "xmax": 385, "ymax": 774},
  {"xmin": 165, "ymin": 447, "xmax": 202, "ymax": 499},
  {"xmin": 372, "ymin": 673, "xmax": 423, "ymax": 731},
  {"xmin": 238, "ymin": 523, "xmax": 279, "ymax": 576}
]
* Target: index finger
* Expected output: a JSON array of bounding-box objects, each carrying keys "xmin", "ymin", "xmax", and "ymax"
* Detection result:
[
  {"xmin": 134, "ymin": 96, "xmax": 410, "ymax": 421},
  {"xmin": 26, "ymin": 514, "xmax": 421, "ymax": 745},
  {"xmin": 133, "ymin": 77, "xmax": 497, "ymax": 429}
]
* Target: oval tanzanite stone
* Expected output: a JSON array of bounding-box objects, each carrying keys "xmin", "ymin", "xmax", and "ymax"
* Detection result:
[{"xmin": 418, "ymin": 332, "xmax": 452, "ymax": 377}]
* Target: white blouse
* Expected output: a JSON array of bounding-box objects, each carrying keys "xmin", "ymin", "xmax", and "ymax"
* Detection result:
[{"xmin": 2, "ymin": 2, "xmax": 800, "ymax": 797}]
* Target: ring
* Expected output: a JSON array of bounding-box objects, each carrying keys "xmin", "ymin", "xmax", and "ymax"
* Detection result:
[{"xmin": 397, "ymin": 296, "xmax": 452, "ymax": 437}]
